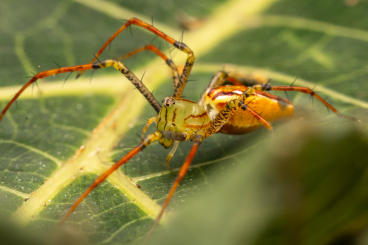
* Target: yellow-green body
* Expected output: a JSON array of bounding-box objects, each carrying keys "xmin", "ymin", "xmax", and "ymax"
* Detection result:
[{"xmin": 156, "ymin": 97, "xmax": 211, "ymax": 148}]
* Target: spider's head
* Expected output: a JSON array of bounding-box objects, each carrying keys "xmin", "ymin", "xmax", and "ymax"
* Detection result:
[
  {"xmin": 157, "ymin": 96, "xmax": 210, "ymax": 149},
  {"xmin": 162, "ymin": 97, "xmax": 176, "ymax": 107}
]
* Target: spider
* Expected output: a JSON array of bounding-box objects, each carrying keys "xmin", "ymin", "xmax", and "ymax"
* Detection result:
[{"xmin": 0, "ymin": 17, "xmax": 358, "ymax": 242}]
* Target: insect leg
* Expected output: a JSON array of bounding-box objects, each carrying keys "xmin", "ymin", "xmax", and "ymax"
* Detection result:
[
  {"xmin": 144, "ymin": 135, "xmax": 203, "ymax": 243},
  {"xmin": 76, "ymin": 18, "xmax": 194, "ymax": 98},
  {"xmin": 115, "ymin": 44, "xmax": 180, "ymax": 90},
  {"xmin": 244, "ymin": 84, "xmax": 359, "ymax": 121},
  {"xmin": 205, "ymin": 99, "xmax": 273, "ymax": 137},
  {"xmin": 58, "ymin": 131, "xmax": 163, "ymax": 227}
]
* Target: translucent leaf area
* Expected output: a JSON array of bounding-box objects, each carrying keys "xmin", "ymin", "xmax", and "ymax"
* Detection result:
[{"xmin": 0, "ymin": 0, "xmax": 368, "ymax": 244}]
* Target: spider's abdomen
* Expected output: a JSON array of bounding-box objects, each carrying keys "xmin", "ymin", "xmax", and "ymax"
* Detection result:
[
  {"xmin": 157, "ymin": 97, "xmax": 211, "ymax": 148},
  {"xmin": 203, "ymin": 86, "xmax": 294, "ymax": 134}
]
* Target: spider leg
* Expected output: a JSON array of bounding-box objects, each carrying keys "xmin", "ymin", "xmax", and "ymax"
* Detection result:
[
  {"xmin": 227, "ymin": 71, "xmax": 269, "ymax": 86},
  {"xmin": 199, "ymin": 71, "xmax": 229, "ymax": 105},
  {"xmin": 93, "ymin": 59, "xmax": 162, "ymax": 112},
  {"xmin": 115, "ymin": 44, "xmax": 180, "ymax": 91},
  {"xmin": 199, "ymin": 71, "xmax": 262, "ymax": 105},
  {"xmin": 205, "ymin": 99, "xmax": 273, "ymax": 138},
  {"xmin": 144, "ymin": 135, "xmax": 204, "ymax": 243},
  {"xmin": 165, "ymin": 140, "xmax": 180, "ymax": 171},
  {"xmin": 58, "ymin": 131, "xmax": 163, "ymax": 227},
  {"xmin": 76, "ymin": 18, "xmax": 194, "ymax": 98},
  {"xmin": 243, "ymin": 84, "xmax": 359, "ymax": 121},
  {"xmin": 141, "ymin": 116, "xmax": 157, "ymax": 139},
  {"xmin": 0, "ymin": 64, "xmax": 93, "ymax": 121},
  {"xmin": 0, "ymin": 59, "xmax": 161, "ymax": 122}
]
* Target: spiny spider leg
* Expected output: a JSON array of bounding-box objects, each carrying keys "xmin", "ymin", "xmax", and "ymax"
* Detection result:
[
  {"xmin": 59, "ymin": 130, "xmax": 188, "ymax": 228},
  {"xmin": 144, "ymin": 134, "xmax": 204, "ymax": 243},
  {"xmin": 199, "ymin": 70, "xmax": 266, "ymax": 106},
  {"xmin": 226, "ymin": 76, "xmax": 244, "ymax": 86},
  {"xmin": 58, "ymin": 131, "xmax": 163, "ymax": 226},
  {"xmin": 199, "ymin": 71, "xmax": 242, "ymax": 105},
  {"xmin": 205, "ymin": 99, "xmax": 273, "ymax": 137},
  {"xmin": 0, "ymin": 59, "xmax": 161, "ymax": 121},
  {"xmin": 244, "ymin": 84, "xmax": 360, "ymax": 121},
  {"xmin": 141, "ymin": 116, "xmax": 157, "ymax": 139},
  {"xmin": 93, "ymin": 59, "xmax": 161, "ymax": 112},
  {"xmin": 205, "ymin": 70, "xmax": 265, "ymax": 89},
  {"xmin": 115, "ymin": 44, "xmax": 180, "ymax": 92},
  {"xmin": 165, "ymin": 140, "xmax": 180, "ymax": 170},
  {"xmin": 0, "ymin": 64, "xmax": 93, "ymax": 121},
  {"xmin": 76, "ymin": 18, "xmax": 194, "ymax": 98}
]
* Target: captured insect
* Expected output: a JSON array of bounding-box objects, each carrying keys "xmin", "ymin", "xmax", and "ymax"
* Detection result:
[{"xmin": 0, "ymin": 17, "xmax": 359, "ymax": 242}]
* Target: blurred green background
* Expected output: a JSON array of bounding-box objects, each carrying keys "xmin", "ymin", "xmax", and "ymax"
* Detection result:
[{"xmin": 0, "ymin": 0, "xmax": 368, "ymax": 244}]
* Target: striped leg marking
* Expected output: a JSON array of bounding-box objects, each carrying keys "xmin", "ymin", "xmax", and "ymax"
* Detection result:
[
  {"xmin": 92, "ymin": 59, "xmax": 161, "ymax": 113},
  {"xmin": 205, "ymin": 99, "xmax": 273, "ymax": 138}
]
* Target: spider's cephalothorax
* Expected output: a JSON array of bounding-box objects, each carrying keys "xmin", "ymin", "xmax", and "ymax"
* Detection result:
[
  {"xmin": 0, "ymin": 17, "xmax": 358, "ymax": 243},
  {"xmin": 157, "ymin": 97, "xmax": 210, "ymax": 148}
]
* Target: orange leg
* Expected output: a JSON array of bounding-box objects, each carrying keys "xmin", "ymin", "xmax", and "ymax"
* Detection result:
[
  {"xmin": 0, "ymin": 59, "xmax": 162, "ymax": 122},
  {"xmin": 58, "ymin": 131, "xmax": 163, "ymax": 227},
  {"xmin": 238, "ymin": 100, "xmax": 273, "ymax": 133},
  {"xmin": 77, "ymin": 17, "xmax": 194, "ymax": 98},
  {"xmin": 245, "ymin": 84, "xmax": 359, "ymax": 121},
  {"xmin": 144, "ymin": 136, "xmax": 203, "ymax": 243},
  {"xmin": 115, "ymin": 44, "xmax": 180, "ymax": 90},
  {"xmin": 0, "ymin": 64, "xmax": 92, "ymax": 121}
]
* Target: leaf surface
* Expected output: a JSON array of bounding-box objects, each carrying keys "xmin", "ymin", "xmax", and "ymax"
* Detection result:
[{"xmin": 0, "ymin": 0, "xmax": 368, "ymax": 244}]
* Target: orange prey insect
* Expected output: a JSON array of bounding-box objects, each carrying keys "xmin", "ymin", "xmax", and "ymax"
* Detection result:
[{"xmin": 0, "ymin": 18, "xmax": 358, "ymax": 242}]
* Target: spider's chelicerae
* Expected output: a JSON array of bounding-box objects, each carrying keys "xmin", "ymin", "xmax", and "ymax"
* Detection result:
[{"xmin": 0, "ymin": 17, "xmax": 358, "ymax": 242}]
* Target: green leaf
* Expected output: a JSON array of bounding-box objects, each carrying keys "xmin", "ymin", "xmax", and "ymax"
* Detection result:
[{"xmin": 1, "ymin": 0, "xmax": 368, "ymax": 244}]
